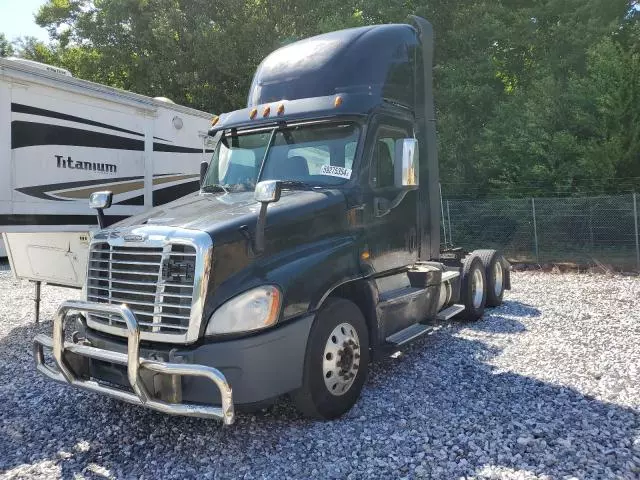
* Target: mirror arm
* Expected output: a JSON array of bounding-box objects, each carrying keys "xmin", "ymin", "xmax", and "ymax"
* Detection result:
[
  {"xmin": 96, "ymin": 209, "xmax": 106, "ymax": 229},
  {"xmin": 388, "ymin": 190, "xmax": 409, "ymax": 211},
  {"xmin": 238, "ymin": 225, "xmax": 255, "ymax": 256},
  {"xmin": 254, "ymin": 202, "xmax": 269, "ymax": 254},
  {"xmin": 374, "ymin": 190, "xmax": 410, "ymax": 218},
  {"xmin": 200, "ymin": 161, "xmax": 209, "ymax": 187},
  {"xmin": 253, "ymin": 180, "xmax": 281, "ymax": 255}
]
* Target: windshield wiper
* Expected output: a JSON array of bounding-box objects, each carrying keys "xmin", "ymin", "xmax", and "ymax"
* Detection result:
[
  {"xmin": 201, "ymin": 184, "xmax": 229, "ymax": 194},
  {"xmin": 279, "ymin": 180, "xmax": 319, "ymax": 190}
]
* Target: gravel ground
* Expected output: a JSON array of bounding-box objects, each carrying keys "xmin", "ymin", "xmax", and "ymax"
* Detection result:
[{"xmin": 0, "ymin": 264, "xmax": 639, "ymax": 479}]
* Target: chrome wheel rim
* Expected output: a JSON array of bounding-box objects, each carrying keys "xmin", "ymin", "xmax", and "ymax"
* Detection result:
[
  {"xmin": 493, "ymin": 261, "xmax": 503, "ymax": 298},
  {"xmin": 322, "ymin": 322, "xmax": 360, "ymax": 396},
  {"xmin": 471, "ymin": 269, "xmax": 484, "ymax": 309}
]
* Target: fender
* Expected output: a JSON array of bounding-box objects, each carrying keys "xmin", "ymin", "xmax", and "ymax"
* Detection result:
[
  {"xmin": 315, "ymin": 275, "xmax": 382, "ymax": 348},
  {"xmin": 262, "ymin": 234, "xmax": 362, "ymax": 319},
  {"xmin": 200, "ymin": 234, "xmax": 363, "ymax": 337}
]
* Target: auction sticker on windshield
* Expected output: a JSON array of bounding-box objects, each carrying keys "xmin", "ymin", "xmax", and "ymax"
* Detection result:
[{"xmin": 320, "ymin": 165, "xmax": 352, "ymax": 179}]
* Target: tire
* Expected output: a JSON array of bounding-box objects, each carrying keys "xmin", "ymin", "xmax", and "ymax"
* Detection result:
[
  {"xmin": 460, "ymin": 254, "xmax": 487, "ymax": 321},
  {"xmin": 473, "ymin": 249, "xmax": 506, "ymax": 307},
  {"xmin": 293, "ymin": 298, "xmax": 370, "ymax": 420}
]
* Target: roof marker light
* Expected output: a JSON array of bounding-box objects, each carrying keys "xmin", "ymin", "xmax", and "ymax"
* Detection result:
[
  {"xmin": 277, "ymin": 103, "xmax": 285, "ymax": 116},
  {"xmin": 263, "ymin": 106, "xmax": 271, "ymax": 117},
  {"xmin": 210, "ymin": 115, "xmax": 220, "ymax": 127},
  {"xmin": 249, "ymin": 108, "xmax": 258, "ymax": 119},
  {"xmin": 334, "ymin": 96, "xmax": 343, "ymax": 108}
]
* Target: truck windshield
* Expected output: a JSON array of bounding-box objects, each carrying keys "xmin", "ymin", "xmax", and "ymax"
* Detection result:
[{"xmin": 202, "ymin": 122, "xmax": 359, "ymax": 192}]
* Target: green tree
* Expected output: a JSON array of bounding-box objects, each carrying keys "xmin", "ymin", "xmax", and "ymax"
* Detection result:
[
  {"xmin": 579, "ymin": 27, "xmax": 640, "ymax": 189},
  {"xmin": 0, "ymin": 33, "xmax": 14, "ymax": 57},
  {"xmin": 33, "ymin": 0, "xmax": 367, "ymax": 112},
  {"xmin": 29, "ymin": 0, "xmax": 640, "ymax": 196},
  {"xmin": 447, "ymin": 0, "xmax": 637, "ymax": 197},
  {"xmin": 12, "ymin": 36, "xmax": 57, "ymax": 63}
]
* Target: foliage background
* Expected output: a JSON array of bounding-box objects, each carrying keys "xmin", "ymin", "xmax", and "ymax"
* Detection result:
[{"xmin": 2, "ymin": 0, "xmax": 640, "ymax": 199}]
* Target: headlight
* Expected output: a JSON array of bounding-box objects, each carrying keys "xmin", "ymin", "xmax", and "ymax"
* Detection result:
[{"xmin": 205, "ymin": 285, "xmax": 281, "ymax": 336}]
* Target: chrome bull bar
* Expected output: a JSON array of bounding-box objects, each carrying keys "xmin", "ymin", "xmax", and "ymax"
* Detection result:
[{"xmin": 33, "ymin": 300, "xmax": 235, "ymax": 425}]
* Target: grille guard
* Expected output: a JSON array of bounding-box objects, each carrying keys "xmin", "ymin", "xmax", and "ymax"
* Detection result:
[{"xmin": 33, "ymin": 300, "xmax": 235, "ymax": 425}]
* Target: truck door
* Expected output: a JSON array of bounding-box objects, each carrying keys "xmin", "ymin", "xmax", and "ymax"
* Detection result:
[{"xmin": 364, "ymin": 115, "xmax": 419, "ymax": 273}]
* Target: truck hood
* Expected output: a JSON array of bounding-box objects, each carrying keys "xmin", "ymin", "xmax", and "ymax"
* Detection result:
[{"xmin": 113, "ymin": 189, "xmax": 346, "ymax": 235}]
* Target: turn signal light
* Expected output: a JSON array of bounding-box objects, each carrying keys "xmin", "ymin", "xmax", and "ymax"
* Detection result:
[{"xmin": 249, "ymin": 108, "xmax": 258, "ymax": 119}]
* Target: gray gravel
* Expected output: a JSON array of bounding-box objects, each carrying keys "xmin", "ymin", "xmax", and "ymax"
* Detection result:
[{"xmin": 1, "ymin": 264, "xmax": 639, "ymax": 479}]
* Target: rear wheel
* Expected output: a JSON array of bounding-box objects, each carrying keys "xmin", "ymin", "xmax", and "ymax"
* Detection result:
[
  {"xmin": 474, "ymin": 249, "xmax": 506, "ymax": 307},
  {"xmin": 293, "ymin": 298, "xmax": 369, "ymax": 419},
  {"xmin": 460, "ymin": 255, "xmax": 487, "ymax": 321}
]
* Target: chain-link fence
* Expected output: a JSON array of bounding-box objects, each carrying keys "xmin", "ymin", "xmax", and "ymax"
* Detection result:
[{"xmin": 441, "ymin": 193, "xmax": 640, "ymax": 271}]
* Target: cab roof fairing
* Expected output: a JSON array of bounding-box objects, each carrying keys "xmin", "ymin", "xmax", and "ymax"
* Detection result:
[{"xmin": 208, "ymin": 23, "xmax": 423, "ymax": 135}]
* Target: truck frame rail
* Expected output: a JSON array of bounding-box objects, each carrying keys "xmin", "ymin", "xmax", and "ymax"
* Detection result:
[{"xmin": 33, "ymin": 300, "xmax": 235, "ymax": 425}]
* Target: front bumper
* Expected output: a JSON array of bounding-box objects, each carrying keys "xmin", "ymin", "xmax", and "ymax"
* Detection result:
[{"xmin": 33, "ymin": 300, "xmax": 235, "ymax": 425}]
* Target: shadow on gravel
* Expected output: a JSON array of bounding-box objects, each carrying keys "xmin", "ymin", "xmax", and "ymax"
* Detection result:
[
  {"xmin": 499, "ymin": 300, "xmax": 542, "ymax": 318},
  {"xmin": 466, "ymin": 316, "xmax": 528, "ymax": 334},
  {"xmin": 462, "ymin": 301, "xmax": 539, "ymax": 334},
  {"xmin": 0, "ymin": 309, "xmax": 637, "ymax": 479}
]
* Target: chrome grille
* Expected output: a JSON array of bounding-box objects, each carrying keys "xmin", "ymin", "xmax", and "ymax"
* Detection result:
[{"xmin": 86, "ymin": 243, "xmax": 196, "ymax": 336}]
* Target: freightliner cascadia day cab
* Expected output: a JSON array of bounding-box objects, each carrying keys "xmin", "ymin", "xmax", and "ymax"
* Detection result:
[{"xmin": 34, "ymin": 17, "xmax": 510, "ymax": 425}]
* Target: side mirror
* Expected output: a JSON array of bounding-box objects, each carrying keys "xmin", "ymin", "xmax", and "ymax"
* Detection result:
[
  {"xmin": 89, "ymin": 191, "xmax": 113, "ymax": 229},
  {"xmin": 253, "ymin": 180, "xmax": 282, "ymax": 255},
  {"xmin": 254, "ymin": 180, "xmax": 282, "ymax": 204},
  {"xmin": 89, "ymin": 191, "xmax": 113, "ymax": 210},
  {"xmin": 200, "ymin": 160, "xmax": 209, "ymax": 187},
  {"xmin": 394, "ymin": 138, "xmax": 419, "ymax": 189}
]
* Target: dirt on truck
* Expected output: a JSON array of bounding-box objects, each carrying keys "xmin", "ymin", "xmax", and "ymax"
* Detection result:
[{"xmin": 34, "ymin": 16, "xmax": 510, "ymax": 425}]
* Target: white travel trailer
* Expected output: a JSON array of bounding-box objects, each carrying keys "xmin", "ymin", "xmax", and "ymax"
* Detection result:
[{"xmin": 0, "ymin": 57, "xmax": 214, "ymax": 290}]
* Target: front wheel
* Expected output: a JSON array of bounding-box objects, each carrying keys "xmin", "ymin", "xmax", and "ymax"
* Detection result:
[{"xmin": 293, "ymin": 298, "xmax": 369, "ymax": 420}]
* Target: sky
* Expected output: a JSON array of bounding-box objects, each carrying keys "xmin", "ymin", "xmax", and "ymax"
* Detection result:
[{"xmin": 0, "ymin": 0, "xmax": 49, "ymax": 42}]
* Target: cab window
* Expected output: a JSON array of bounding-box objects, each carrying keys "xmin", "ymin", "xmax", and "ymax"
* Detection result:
[{"xmin": 371, "ymin": 126, "xmax": 409, "ymax": 189}]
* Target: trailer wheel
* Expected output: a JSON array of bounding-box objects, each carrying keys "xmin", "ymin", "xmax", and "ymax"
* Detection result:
[
  {"xmin": 474, "ymin": 249, "xmax": 506, "ymax": 307},
  {"xmin": 293, "ymin": 298, "xmax": 369, "ymax": 420},
  {"xmin": 460, "ymin": 255, "xmax": 487, "ymax": 321}
]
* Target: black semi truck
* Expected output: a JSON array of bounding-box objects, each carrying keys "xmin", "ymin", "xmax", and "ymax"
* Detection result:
[{"xmin": 34, "ymin": 17, "xmax": 510, "ymax": 425}]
